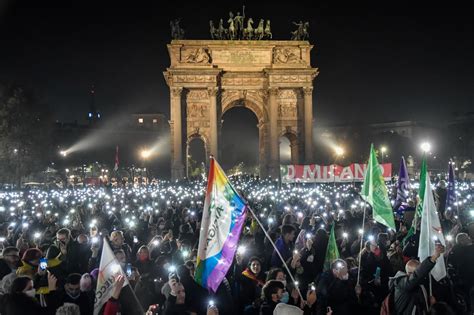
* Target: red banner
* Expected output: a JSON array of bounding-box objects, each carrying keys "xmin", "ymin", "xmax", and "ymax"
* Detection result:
[{"xmin": 280, "ymin": 163, "xmax": 392, "ymax": 183}]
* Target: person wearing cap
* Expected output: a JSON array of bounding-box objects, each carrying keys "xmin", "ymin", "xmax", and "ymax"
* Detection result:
[
  {"xmin": 16, "ymin": 248, "xmax": 42, "ymax": 279},
  {"xmin": 46, "ymin": 273, "xmax": 93, "ymax": 315}
]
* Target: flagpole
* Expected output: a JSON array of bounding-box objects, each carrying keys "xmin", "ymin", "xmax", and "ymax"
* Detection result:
[
  {"xmin": 356, "ymin": 204, "xmax": 367, "ymax": 286},
  {"xmin": 246, "ymin": 205, "xmax": 305, "ymax": 302}
]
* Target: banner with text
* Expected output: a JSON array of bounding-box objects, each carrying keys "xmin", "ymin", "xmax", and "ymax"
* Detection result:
[{"xmin": 280, "ymin": 163, "xmax": 392, "ymax": 183}]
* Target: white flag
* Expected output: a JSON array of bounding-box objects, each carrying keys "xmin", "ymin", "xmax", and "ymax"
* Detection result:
[
  {"xmin": 417, "ymin": 175, "xmax": 447, "ymax": 281},
  {"xmin": 94, "ymin": 239, "xmax": 129, "ymax": 315}
]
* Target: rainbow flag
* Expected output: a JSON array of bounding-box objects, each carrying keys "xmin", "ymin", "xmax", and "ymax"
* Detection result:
[{"xmin": 195, "ymin": 157, "xmax": 247, "ymax": 292}]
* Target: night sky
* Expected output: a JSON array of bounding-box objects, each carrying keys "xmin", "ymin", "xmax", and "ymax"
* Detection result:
[{"xmin": 1, "ymin": 1, "xmax": 473, "ymax": 126}]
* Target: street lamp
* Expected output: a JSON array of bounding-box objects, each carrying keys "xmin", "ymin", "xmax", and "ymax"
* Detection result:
[
  {"xmin": 60, "ymin": 150, "xmax": 68, "ymax": 157},
  {"xmin": 420, "ymin": 142, "xmax": 431, "ymax": 153},
  {"xmin": 141, "ymin": 149, "xmax": 151, "ymax": 160}
]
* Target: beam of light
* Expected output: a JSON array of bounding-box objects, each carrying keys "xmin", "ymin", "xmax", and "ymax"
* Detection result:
[{"xmin": 279, "ymin": 136, "xmax": 291, "ymax": 164}]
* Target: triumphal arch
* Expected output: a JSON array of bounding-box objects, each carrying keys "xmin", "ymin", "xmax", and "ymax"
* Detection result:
[{"xmin": 164, "ymin": 40, "xmax": 318, "ymax": 179}]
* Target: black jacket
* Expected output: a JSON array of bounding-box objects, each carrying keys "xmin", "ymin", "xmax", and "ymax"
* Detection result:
[
  {"xmin": 0, "ymin": 259, "xmax": 13, "ymax": 281},
  {"xmin": 316, "ymin": 271, "xmax": 359, "ymax": 315},
  {"xmin": 389, "ymin": 257, "xmax": 435, "ymax": 315},
  {"xmin": 0, "ymin": 291, "xmax": 58, "ymax": 315}
]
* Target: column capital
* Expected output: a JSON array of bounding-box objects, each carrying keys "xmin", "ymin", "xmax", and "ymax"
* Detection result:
[
  {"xmin": 170, "ymin": 87, "xmax": 183, "ymax": 97},
  {"xmin": 207, "ymin": 86, "xmax": 218, "ymax": 97},
  {"xmin": 268, "ymin": 87, "xmax": 279, "ymax": 96},
  {"xmin": 302, "ymin": 86, "xmax": 313, "ymax": 96}
]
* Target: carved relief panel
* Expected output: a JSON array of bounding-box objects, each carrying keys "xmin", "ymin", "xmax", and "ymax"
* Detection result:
[
  {"xmin": 277, "ymin": 89, "xmax": 298, "ymax": 119},
  {"xmin": 186, "ymin": 89, "xmax": 210, "ymax": 136}
]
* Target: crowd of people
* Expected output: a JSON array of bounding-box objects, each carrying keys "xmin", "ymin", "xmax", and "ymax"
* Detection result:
[{"xmin": 0, "ymin": 175, "xmax": 473, "ymax": 315}]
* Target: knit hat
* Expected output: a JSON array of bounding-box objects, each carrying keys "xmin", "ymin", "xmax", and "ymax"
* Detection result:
[{"xmin": 22, "ymin": 248, "xmax": 42, "ymax": 263}]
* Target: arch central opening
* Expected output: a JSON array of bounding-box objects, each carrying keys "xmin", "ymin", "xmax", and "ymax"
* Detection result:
[
  {"xmin": 187, "ymin": 136, "xmax": 206, "ymax": 179},
  {"xmin": 221, "ymin": 103, "xmax": 259, "ymax": 174}
]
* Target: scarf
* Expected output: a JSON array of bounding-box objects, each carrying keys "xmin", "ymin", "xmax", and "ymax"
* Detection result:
[{"xmin": 242, "ymin": 268, "xmax": 265, "ymax": 287}]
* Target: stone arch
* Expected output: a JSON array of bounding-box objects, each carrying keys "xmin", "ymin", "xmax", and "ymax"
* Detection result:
[
  {"xmin": 221, "ymin": 96, "xmax": 267, "ymax": 124},
  {"xmin": 280, "ymin": 128, "xmax": 300, "ymax": 165},
  {"xmin": 185, "ymin": 132, "xmax": 209, "ymax": 178}
]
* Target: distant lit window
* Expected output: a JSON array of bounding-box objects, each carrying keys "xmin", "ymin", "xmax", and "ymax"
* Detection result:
[
  {"xmin": 138, "ymin": 118, "xmax": 144, "ymax": 124},
  {"xmin": 153, "ymin": 119, "xmax": 158, "ymax": 124}
]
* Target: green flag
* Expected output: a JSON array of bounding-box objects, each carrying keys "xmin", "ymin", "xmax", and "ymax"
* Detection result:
[
  {"xmin": 403, "ymin": 156, "xmax": 427, "ymax": 244},
  {"xmin": 361, "ymin": 144, "xmax": 396, "ymax": 230},
  {"xmin": 324, "ymin": 224, "xmax": 340, "ymax": 271},
  {"xmin": 416, "ymin": 156, "xmax": 427, "ymax": 217}
]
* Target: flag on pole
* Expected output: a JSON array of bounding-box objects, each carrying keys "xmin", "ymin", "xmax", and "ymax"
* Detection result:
[
  {"xmin": 114, "ymin": 146, "xmax": 119, "ymax": 171},
  {"xmin": 418, "ymin": 174, "xmax": 447, "ymax": 281},
  {"xmin": 361, "ymin": 144, "xmax": 396, "ymax": 230},
  {"xmin": 195, "ymin": 157, "xmax": 247, "ymax": 292},
  {"xmin": 446, "ymin": 161, "xmax": 456, "ymax": 209},
  {"xmin": 94, "ymin": 239, "xmax": 130, "ymax": 315},
  {"xmin": 416, "ymin": 156, "xmax": 427, "ymax": 218},
  {"xmin": 394, "ymin": 156, "xmax": 410, "ymax": 210},
  {"xmin": 403, "ymin": 156, "xmax": 427, "ymax": 245},
  {"xmin": 324, "ymin": 224, "xmax": 340, "ymax": 271}
]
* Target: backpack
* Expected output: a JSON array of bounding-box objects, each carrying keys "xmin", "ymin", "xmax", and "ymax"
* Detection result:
[{"xmin": 380, "ymin": 285, "xmax": 395, "ymax": 315}]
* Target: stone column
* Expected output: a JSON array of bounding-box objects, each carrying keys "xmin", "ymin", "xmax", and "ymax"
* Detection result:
[
  {"xmin": 170, "ymin": 87, "xmax": 184, "ymax": 180},
  {"xmin": 268, "ymin": 87, "xmax": 279, "ymax": 178},
  {"xmin": 303, "ymin": 87, "xmax": 314, "ymax": 163},
  {"xmin": 207, "ymin": 87, "xmax": 218, "ymax": 159}
]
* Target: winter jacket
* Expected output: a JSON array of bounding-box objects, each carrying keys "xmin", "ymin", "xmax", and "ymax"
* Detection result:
[{"xmin": 389, "ymin": 257, "xmax": 435, "ymax": 315}]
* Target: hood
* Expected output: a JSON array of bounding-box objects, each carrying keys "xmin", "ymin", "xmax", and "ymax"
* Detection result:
[{"xmin": 389, "ymin": 270, "xmax": 407, "ymax": 288}]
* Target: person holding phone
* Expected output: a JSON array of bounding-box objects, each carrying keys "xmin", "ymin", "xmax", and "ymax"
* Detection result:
[{"xmin": 16, "ymin": 248, "xmax": 42, "ymax": 279}]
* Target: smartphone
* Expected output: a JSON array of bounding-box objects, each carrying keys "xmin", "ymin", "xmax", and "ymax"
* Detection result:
[
  {"xmin": 126, "ymin": 263, "xmax": 132, "ymax": 277},
  {"xmin": 39, "ymin": 258, "xmax": 48, "ymax": 270}
]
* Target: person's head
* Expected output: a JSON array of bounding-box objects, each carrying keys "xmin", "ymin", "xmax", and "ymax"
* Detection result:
[
  {"xmin": 56, "ymin": 228, "xmax": 71, "ymax": 246},
  {"xmin": 282, "ymin": 213, "xmax": 296, "ymax": 226},
  {"xmin": 10, "ymin": 276, "xmax": 35, "ymax": 297},
  {"xmin": 184, "ymin": 260, "xmax": 195, "ymax": 277},
  {"xmin": 377, "ymin": 233, "xmax": 390, "ymax": 248},
  {"xmin": 262, "ymin": 280, "xmax": 285, "ymax": 302},
  {"xmin": 456, "ymin": 233, "xmax": 472, "ymax": 246},
  {"xmin": 266, "ymin": 268, "xmax": 286, "ymax": 285},
  {"xmin": 248, "ymin": 257, "xmax": 262, "ymax": 275},
  {"xmin": 300, "ymin": 216, "xmax": 311, "ymax": 230},
  {"xmin": 405, "ymin": 259, "xmax": 420, "ymax": 275},
  {"xmin": 345, "ymin": 257, "xmax": 357, "ymax": 270},
  {"xmin": 110, "ymin": 230, "xmax": 124, "ymax": 247},
  {"xmin": 80, "ymin": 273, "xmax": 92, "ymax": 292},
  {"xmin": 1, "ymin": 247, "xmax": 20, "ymax": 267},
  {"xmin": 438, "ymin": 180, "xmax": 447, "ymax": 189},
  {"xmin": 64, "ymin": 273, "xmax": 82, "ymax": 299},
  {"xmin": 55, "ymin": 303, "xmax": 81, "ymax": 315},
  {"xmin": 22, "ymin": 248, "xmax": 42, "ymax": 267},
  {"xmin": 281, "ymin": 225, "xmax": 296, "ymax": 243},
  {"xmin": 76, "ymin": 234, "xmax": 88, "ymax": 245},
  {"xmin": 114, "ymin": 249, "xmax": 126, "ymax": 265},
  {"xmin": 175, "ymin": 282, "xmax": 186, "ymax": 303},
  {"xmin": 137, "ymin": 245, "xmax": 150, "ymax": 261},
  {"xmin": 331, "ymin": 259, "xmax": 348, "ymax": 280}
]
